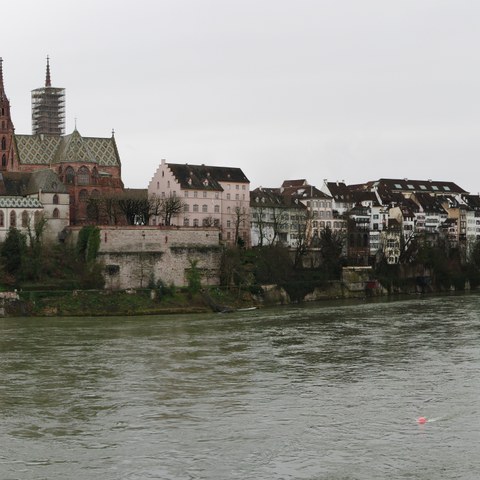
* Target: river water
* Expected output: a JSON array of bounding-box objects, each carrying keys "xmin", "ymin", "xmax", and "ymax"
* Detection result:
[{"xmin": 1, "ymin": 294, "xmax": 479, "ymax": 479}]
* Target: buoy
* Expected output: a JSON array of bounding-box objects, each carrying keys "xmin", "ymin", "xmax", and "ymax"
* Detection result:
[{"xmin": 417, "ymin": 417, "xmax": 427, "ymax": 424}]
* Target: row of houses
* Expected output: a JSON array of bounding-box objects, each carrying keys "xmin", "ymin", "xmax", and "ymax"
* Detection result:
[{"xmin": 146, "ymin": 159, "xmax": 480, "ymax": 264}]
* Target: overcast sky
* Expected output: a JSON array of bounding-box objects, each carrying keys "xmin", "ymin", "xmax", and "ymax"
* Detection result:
[{"xmin": 2, "ymin": 0, "xmax": 480, "ymax": 193}]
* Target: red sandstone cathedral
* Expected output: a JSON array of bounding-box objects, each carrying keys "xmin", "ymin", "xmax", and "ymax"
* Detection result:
[{"xmin": 0, "ymin": 57, "xmax": 124, "ymax": 225}]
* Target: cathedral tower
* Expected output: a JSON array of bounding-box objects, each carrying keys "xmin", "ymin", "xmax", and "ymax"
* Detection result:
[
  {"xmin": 31, "ymin": 56, "xmax": 65, "ymax": 135},
  {"xmin": 0, "ymin": 57, "xmax": 16, "ymax": 171}
]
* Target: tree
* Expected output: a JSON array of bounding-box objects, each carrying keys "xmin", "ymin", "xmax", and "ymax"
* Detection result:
[
  {"xmin": 318, "ymin": 226, "xmax": 345, "ymax": 279},
  {"xmin": 233, "ymin": 206, "xmax": 248, "ymax": 246},
  {"xmin": 1, "ymin": 227, "xmax": 27, "ymax": 279},
  {"xmin": 160, "ymin": 194, "xmax": 184, "ymax": 226}
]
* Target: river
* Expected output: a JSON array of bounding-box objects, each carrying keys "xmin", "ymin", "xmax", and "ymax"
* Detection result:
[{"xmin": 1, "ymin": 293, "xmax": 479, "ymax": 479}]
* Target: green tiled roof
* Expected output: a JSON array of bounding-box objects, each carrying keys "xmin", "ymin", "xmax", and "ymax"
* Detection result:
[
  {"xmin": 0, "ymin": 196, "xmax": 43, "ymax": 208},
  {"xmin": 14, "ymin": 129, "xmax": 120, "ymax": 167}
]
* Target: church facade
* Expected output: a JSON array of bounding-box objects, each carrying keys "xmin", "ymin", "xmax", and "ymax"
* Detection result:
[{"xmin": 0, "ymin": 57, "xmax": 124, "ymax": 227}]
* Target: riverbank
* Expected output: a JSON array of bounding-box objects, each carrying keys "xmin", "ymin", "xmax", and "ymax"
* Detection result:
[{"xmin": 1, "ymin": 280, "xmax": 477, "ymax": 317}]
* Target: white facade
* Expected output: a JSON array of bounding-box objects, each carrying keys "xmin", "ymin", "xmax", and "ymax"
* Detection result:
[{"xmin": 148, "ymin": 159, "xmax": 250, "ymax": 246}]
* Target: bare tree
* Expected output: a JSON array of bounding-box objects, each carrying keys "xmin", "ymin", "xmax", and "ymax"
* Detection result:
[
  {"xmin": 234, "ymin": 206, "xmax": 248, "ymax": 246},
  {"xmin": 159, "ymin": 194, "xmax": 184, "ymax": 226}
]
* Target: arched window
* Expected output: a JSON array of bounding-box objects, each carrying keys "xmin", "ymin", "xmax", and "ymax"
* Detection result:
[
  {"xmin": 92, "ymin": 167, "xmax": 99, "ymax": 185},
  {"xmin": 193, "ymin": 204, "xmax": 199, "ymax": 212},
  {"xmin": 21, "ymin": 211, "xmax": 29, "ymax": 228},
  {"xmin": 79, "ymin": 189, "xmax": 89, "ymax": 203},
  {"xmin": 0, "ymin": 211, "xmax": 4, "ymax": 226},
  {"xmin": 10, "ymin": 211, "xmax": 16, "ymax": 227},
  {"xmin": 53, "ymin": 208, "xmax": 60, "ymax": 219},
  {"xmin": 202, "ymin": 204, "xmax": 208, "ymax": 213},
  {"xmin": 193, "ymin": 219, "xmax": 199, "ymax": 227},
  {"xmin": 1, "ymin": 137, "xmax": 6, "ymax": 150},
  {"xmin": 34, "ymin": 211, "xmax": 41, "ymax": 225},
  {"xmin": 65, "ymin": 167, "xmax": 75, "ymax": 185},
  {"xmin": 1, "ymin": 154, "xmax": 6, "ymax": 167},
  {"xmin": 78, "ymin": 166, "xmax": 90, "ymax": 185},
  {"xmin": 53, "ymin": 194, "xmax": 59, "ymax": 205},
  {"xmin": 214, "ymin": 205, "xmax": 220, "ymax": 214},
  {"xmin": 183, "ymin": 218, "xmax": 190, "ymax": 226}
]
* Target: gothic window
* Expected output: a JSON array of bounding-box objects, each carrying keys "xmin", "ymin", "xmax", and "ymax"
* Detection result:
[
  {"xmin": 1, "ymin": 137, "xmax": 6, "ymax": 150},
  {"xmin": 79, "ymin": 189, "xmax": 89, "ymax": 203},
  {"xmin": 10, "ymin": 211, "xmax": 16, "ymax": 228},
  {"xmin": 1, "ymin": 154, "xmax": 6, "ymax": 167},
  {"xmin": 78, "ymin": 166, "xmax": 90, "ymax": 185},
  {"xmin": 0, "ymin": 211, "xmax": 4, "ymax": 226},
  {"xmin": 22, "ymin": 211, "xmax": 29, "ymax": 228},
  {"xmin": 53, "ymin": 194, "xmax": 59, "ymax": 205},
  {"xmin": 65, "ymin": 167, "xmax": 75, "ymax": 185},
  {"xmin": 53, "ymin": 208, "xmax": 60, "ymax": 219}
]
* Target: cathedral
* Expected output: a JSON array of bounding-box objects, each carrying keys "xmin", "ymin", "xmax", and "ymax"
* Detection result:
[{"xmin": 0, "ymin": 57, "xmax": 124, "ymax": 227}]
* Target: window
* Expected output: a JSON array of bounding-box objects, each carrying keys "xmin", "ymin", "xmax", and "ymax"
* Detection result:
[
  {"xmin": 227, "ymin": 220, "xmax": 231, "ymax": 228},
  {"xmin": 194, "ymin": 191, "xmax": 198, "ymax": 198},
  {"xmin": 215, "ymin": 192, "xmax": 219, "ymax": 199},
  {"xmin": 235, "ymin": 194, "xmax": 239, "ymax": 200},
  {"xmin": 227, "ymin": 207, "xmax": 231, "ymax": 214},
  {"xmin": 65, "ymin": 167, "xmax": 75, "ymax": 184},
  {"xmin": 53, "ymin": 208, "xmax": 60, "ymax": 219},
  {"xmin": 193, "ymin": 218, "xmax": 199, "ymax": 227},
  {"xmin": 22, "ymin": 211, "xmax": 29, "ymax": 228},
  {"xmin": 236, "ymin": 184, "xmax": 239, "ymax": 190},
  {"xmin": 203, "ymin": 191, "xmax": 207, "ymax": 198},
  {"xmin": 214, "ymin": 219, "xmax": 220, "ymax": 227},
  {"xmin": 193, "ymin": 204, "xmax": 199, "ymax": 212},
  {"xmin": 202, "ymin": 204, "xmax": 208, "ymax": 213},
  {"xmin": 79, "ymin": 189, "xmax": 89, "ymax": 203},
  {"xmin": 227, "ymin": 193, "xmax": 230, "ymax": 200},
  {"xmin": 214, "ymin": 205, "xmax": 220, "ymax": 213},
  {"xmin": 1, "ymin": 154, "xmax": 6, "ymax": 167},
  {"xmin": 0, "ymin": 211, "xmax": 3, "ymax": 226},
  {"xmin": 10, "ymin": 211, "xmax": 16, "ymax": 227},
  {"xmin": 78, "ymin": 166, "xmax": 90, "ymax": 185},
  {"xmin": 53, "ymin": 194, "xmax": 59, "ymax": 205},
  {"xmin": 183, "ymin": 218, "xmax": 190, "ymax": 226},
  {"xmin": 184, "ymin": 204, "xmax": 189, "ymax": 212},
  {"xmin": 184, "ymin": 191, "xmax": 189, "ymax": 197},
  {"xmin": 1, "ymin": 137, "xmax": 6, "ymax": 150}
]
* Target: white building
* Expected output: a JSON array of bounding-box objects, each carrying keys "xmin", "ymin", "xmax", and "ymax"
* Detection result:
[{"xmin": 148, "ymin": 159, "xmax": 250, "ymax": 246}]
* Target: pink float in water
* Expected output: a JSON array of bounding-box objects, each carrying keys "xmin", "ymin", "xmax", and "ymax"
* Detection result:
[{"xmin": 417, "ymin": 417, "xmax": 427, "ymax": 424}]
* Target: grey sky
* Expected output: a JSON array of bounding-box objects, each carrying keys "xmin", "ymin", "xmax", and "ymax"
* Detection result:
[{"xmin": 3, "ymin": 0, "xmax": 480, "ymax": 193}]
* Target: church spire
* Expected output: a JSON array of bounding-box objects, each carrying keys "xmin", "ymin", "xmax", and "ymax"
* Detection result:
[
  {"xmin": 0, "ymin": 57, "xmax": 6, "ymax": 100},
  {"xmin": 0, "ymin": 57, "xmax": 16, "ymax": 171},
  {"xmin": 45, "ymin": 55, "xmax": 51, "ymax": 87}
]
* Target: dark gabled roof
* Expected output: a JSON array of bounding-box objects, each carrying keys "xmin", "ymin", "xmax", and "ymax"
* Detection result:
[
  {"xmin": 167, "ymin": 163, "xmax": 249, "ymax": 190},
  {"xmin": 281, "ymin": 179, "xmax": 308, "ymax": 188},
  {"xmin": 463, "ymin": 194, "xmax": 480, "ymax": 211},
  {"xmin": 281, "ymin": 185, "xmax": 332, "ymax": 201},
  {"xmin": 251, "ymin": 187, "xmax": 289, "ymax": 208},
  {"xmin": 0, "ymin": 170, "xmax": 67, "ymax": 196},
  {"xmin": 366, "ymin": 178, "xmax": 467, "ymax": 195},
  {"xmin": 351, "ymin": 191, "xmax": 380, "ymax": 206},
  {"xmin": 325, "ymin": 181, "xmax": 355, "ymax": 202},
  {"xmin": 414, "ymin": 192, "xmax": 448, "ymax": 214}
]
